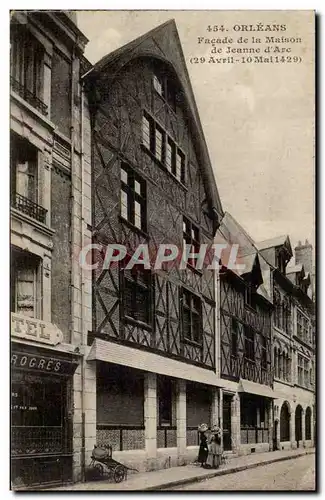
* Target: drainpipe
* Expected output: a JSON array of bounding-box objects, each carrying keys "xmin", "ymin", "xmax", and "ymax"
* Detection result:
[
  {"xmin": 80, "ymin": 77, "xmax": 86, "ymax": 482},
  {"xmin": 70, "ymin": 43, "xmax": 86, "ymax": 482}
]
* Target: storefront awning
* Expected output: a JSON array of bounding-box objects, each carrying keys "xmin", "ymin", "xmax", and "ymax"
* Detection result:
[
  {"xmin": 87, "ymin": 338, "xmax": 224, "ymax": 388},
  {"xmin": 238, "ymin": 379, "xmax": 276, "ymax": 399}
]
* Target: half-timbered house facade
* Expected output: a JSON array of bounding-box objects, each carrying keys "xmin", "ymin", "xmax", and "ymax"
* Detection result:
[
  {"xmin": 216, "ymin": 213, "xmax": 275, "ymax": 456},
  {"xmin": 82, "ymin": 20, "xmax": 224, "ymax": 471}
]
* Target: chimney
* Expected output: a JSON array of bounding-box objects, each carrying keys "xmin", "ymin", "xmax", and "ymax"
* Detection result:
[{"xmin": 295, "ymin": 239, "xmax": 313, "ymax": 275}]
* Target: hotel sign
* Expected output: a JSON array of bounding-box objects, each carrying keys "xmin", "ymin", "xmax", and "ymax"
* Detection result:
[{"xmin": 11, "ymin": 313, "xmax": 63, "ymax": 346}]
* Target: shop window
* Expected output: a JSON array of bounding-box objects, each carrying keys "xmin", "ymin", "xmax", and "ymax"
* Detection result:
[
  {"xmin": 182, "ymin": 289, "xmax": 202, "ymax": 344},
  {"xmin": 158, "ymin": 376, "xmax": 173, "ymax": 426},
  {"xmin": 123, "ymin": 266, "xmax": 152, "ymax": 326},
  {"xmin": 10, "ymin": 24, "xmax": 46, "ymax": 115},
  {"xmin": 183, "ymin": 217, "xmax": 200, "ymax": 270},
  {"xmin": 120, "ymin": 163, "xmax": 146, "ymax": 232},
  {"xmin": 11, "ymin": 248, "xmax": 41, "ymax": 319}
]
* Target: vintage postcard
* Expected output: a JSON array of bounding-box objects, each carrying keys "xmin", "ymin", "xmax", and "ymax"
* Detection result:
[{"xmin": 10, "ymin": 9, "xmax": 315, "ymax": 491}]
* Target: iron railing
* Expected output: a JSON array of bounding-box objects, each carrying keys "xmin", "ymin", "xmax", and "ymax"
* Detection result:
[
  {"xmin": 11, "ymin": 192, "xmax": 47, "ymax": 224},
  {"xmin": 11, "ymin": 77, "xmax": 48, "ymax": 116}
]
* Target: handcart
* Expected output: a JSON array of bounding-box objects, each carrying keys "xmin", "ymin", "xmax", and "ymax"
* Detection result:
[{"xmin": 89, "ymin": 444, "xmax": 138, "ymax": 483}]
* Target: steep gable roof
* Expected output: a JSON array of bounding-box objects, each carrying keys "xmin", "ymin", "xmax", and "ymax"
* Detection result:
[
  {"xmin": 82, "ymin": 19, "xmax": 223, "ymax": 220},
  {"xmin": 257, "ymin": 234, "xmax": 293, "ymax": 257}
]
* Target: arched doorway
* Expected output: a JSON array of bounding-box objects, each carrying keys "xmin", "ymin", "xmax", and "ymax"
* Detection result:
[
  {"xmin": 295, "ymin": 405, "xmax": 303, "ymax": 446},
  {"xmin": 280, "ymin": 402, "xmax": 290, "ymax": 441},
  {"xmin": 305, "ymin": 407, "xmax": 312, "ymax": 440}
]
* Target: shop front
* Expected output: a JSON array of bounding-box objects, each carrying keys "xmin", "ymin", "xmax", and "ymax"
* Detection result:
[{"xmin": 11, "ymin": 344, "xmax": 79, "ymax": 489}]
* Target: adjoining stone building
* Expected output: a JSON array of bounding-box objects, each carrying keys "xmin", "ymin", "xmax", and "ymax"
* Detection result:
[
  {"xmin": 257, "ymin": 237, "xmax": 315, "ymax": 451},
  {"xmin": 82, "ymin": 20, "xmax": 225, "ymax": 472},
  {"xmin": 10, "ymin": 11, "xmax": 93, "ymax": 488}
]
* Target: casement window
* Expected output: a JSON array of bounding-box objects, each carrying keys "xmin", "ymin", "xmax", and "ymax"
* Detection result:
[
  {"xmin": 183, "ymin": 217, "xmax": 200, "ymax": 269},
  {"xmin": 304, "ymin": 358, "xmax": 309, "ymax": 388},
  {"xmin": 182, "ymin": 289, "xmax": 202, "ymax": 344},
  {"xmin": 231, "ymin": 318, "xmax": 238, "ymax": 357},
  {"xmin": 123, "ymin": 266, "xmax": 152, "ymax": 326},
  {"xmin": 244, "ymin": 325, "xmax": 255, "ymax": 361},
  {"xmin": 261, "ymin": 335, "xmax": 267, "ymax": 369},
  {"xmin": 297, "ymin": 310, "xmax": 309, "ymax": 342},
  {"xmin": 120, "ymin": 164, "xmax": 146, "ymax": 232},
  {"xmin": 10, "ymin": 25, "xmax": 46, "ymax": 115},
  {"xmin": 11, "ymin": 249, "xmax": 40, "ymax": 319},
  {"xmin": 155, "ymin": 125, "xmax": 164, "ymax": 163},
  {"xmin": 10, "ymin": 134, "xmax": 47, "ymax": 224},
  {"xmin": 141, "ymin": 112, "xmax": 186, "ymax": 184}
]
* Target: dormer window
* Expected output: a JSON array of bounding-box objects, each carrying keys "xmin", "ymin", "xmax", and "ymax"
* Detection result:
[
  {"xmin": 277, "ymin": 252, "xmax": 286, "ymax": 274},
  {"xmin": 152, "ymin": 71, "xmax": 176, "ymax": 111},
  {"xmin": 153, "ymin": 74, "xmax": 164, "ymax": 97}
]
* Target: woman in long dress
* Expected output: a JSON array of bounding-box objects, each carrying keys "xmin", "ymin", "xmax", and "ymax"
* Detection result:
[
  {"xmin": 207, "ymin": 425, "xmax": 222, "ymax": 469},
  {"xmin": 197, "ymin": 423, "xmax": 209, "ymax": 467}
]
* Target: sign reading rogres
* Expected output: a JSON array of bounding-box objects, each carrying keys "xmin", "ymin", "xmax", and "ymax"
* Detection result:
[{"xmin": 11, "ymin": 313, "xmax": 63, "ymax": 345}]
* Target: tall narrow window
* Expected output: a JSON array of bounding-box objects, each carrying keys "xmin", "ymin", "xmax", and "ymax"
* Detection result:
[
  {"xmin": 10, "ymin": 25, "xmax": 46, "ymax": 114},
  {"xmin": 297, "ymin": 355, "xmax": 304, "ymax": 386},
  {"xmin": 120, "ymin": 164, "xmax": 146, "ymax": 232},
  {"xmin": 231, "ymin": 318, "xmax": 238, "ymax": 357},
  {"xmin": 142, "ymin": 114, "xmax": 152, "ymax": 150},
  {"xmin": 183, "ymin": 217, "xmax": 200, "ymax": 269},
  {"xmin": 261, "ymin": 336, "xmax": 267, "ymax": 369},
  {"xmin": 166, "ymin": 138, "xmax": 175, "ymax": 173},
  {"xmin": 244, "ymin": 325, "xmax": 255, "ymax": 361},
  {"xmin": 123, "ymin": 266, "xmax": 152, "ymax": 325},
  {"xmin": 11, "ymin": 249, "xmax": 40, "ymax": 319},
  {"xmin": 176, "ymin": 149, "xmax": 185, "ymax": 183},
  {"xmin": 182, "ymin": 289, "xmax": 202, "ymax": 344},
  {"xmin": 153, "ymin": 74, "xmax": 163, "ymax": 97},
  {"xmin": 155, "ymin": 126, "xmax": 164, "ymax": 163}
]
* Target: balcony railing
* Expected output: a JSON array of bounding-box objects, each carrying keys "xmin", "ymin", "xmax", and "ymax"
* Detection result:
[
  {"xmin": 11, "ymin": 192, "xmax": 47, "ymax": 224},
  {"xmin": 11, "ymin": 77, "xmax": 48, "ymax": 116}
]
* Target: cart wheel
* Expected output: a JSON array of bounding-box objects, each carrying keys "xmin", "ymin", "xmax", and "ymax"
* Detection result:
[
  {"xmin": 94, "ymin": 463, "xmax": 104, "ymax": 477},
  {"xmin": 113, "ymin": 465, "xmax": 125, "ymax": 483}
]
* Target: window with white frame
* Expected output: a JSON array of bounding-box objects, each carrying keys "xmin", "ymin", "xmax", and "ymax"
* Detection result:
[{"xmin": 120, "ymin": 163, "xmax": 147, "ymax": 232}]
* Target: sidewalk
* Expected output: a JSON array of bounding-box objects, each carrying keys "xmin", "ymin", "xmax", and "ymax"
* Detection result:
[{"xmin": 49, "ymin": 447, "xmax": 315, "ymax": 491}]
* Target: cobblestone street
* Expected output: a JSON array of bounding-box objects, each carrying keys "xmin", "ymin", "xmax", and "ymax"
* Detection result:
[{"xmin": 172, "ymin": 454, "xmax": 316, "ymax": 491}]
